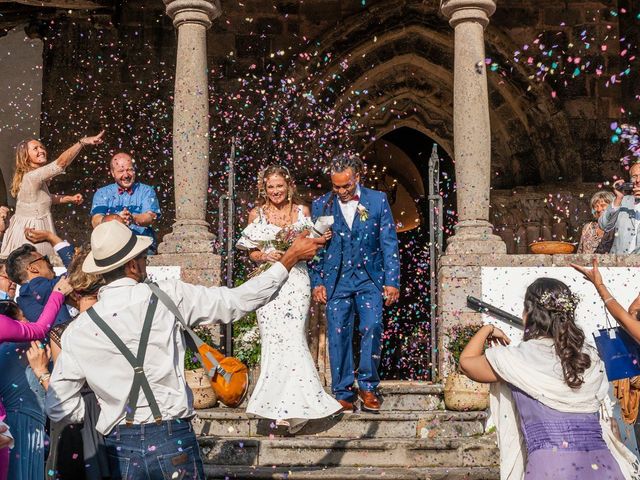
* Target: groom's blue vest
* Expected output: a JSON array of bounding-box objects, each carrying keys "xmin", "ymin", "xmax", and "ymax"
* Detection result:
[{"xmin": 338, "ymin": 215, "xmax": 369, "ymax": 283}]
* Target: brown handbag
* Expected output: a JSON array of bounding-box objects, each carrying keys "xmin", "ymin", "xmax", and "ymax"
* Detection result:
[{"xmin": 147, "ymin": 282, "xmax": 250, "ymax": 408}]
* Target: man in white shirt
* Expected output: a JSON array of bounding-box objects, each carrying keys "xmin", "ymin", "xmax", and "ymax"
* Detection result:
[
  {"xmin": 45, "ymin": 221, "xmax": 322, "ymax": 480},
  {"xmin": 599, "ymin": 162, "xmax": 640, "ymax": 254}
]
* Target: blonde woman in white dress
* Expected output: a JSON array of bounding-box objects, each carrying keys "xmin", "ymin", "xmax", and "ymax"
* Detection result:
[
  {"xmin": 237, "ymin": 165, "xmax": 341, "ymax": 433},
  {"xmin": 0, "ymin": 131, "xmax": 104, "ymax": 260}
]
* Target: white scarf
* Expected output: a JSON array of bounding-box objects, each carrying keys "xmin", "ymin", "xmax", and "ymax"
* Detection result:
[{"xmin": 485, "ymin": 337, "xmax": 639, "ymax": 480}]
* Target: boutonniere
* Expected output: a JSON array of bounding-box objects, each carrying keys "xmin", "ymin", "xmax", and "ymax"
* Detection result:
[{"xmin": 357, "ymin": 204, "xmax": 369, "ymax": 222}]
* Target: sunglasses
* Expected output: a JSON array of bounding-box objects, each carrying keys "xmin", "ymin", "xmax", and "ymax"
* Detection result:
[{"xmin": 28, "ymin": 255, "xmax": 51, "ymax": 268}]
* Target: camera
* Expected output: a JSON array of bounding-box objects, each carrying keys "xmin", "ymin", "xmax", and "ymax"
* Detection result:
[{"xmin": 618, "ymin": 182, "xmax": 635, "ymax": 194}]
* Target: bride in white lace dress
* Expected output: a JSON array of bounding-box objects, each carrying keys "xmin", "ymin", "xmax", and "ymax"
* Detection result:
[{"xmin": 237, "ymin": 165, "xmax": 341, "ymax": 432}]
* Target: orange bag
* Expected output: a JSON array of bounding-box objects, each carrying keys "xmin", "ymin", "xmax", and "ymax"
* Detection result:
[{"xmin": 197, "ymin": 342, "xmax": 249, "ymax": 408}]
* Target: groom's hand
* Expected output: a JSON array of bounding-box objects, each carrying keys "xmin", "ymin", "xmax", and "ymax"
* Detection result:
[
  {"xmin": 313, "ymin": 286, "xmax": 327, "ymax": 304},
  {"xmin": 383, "ymin": 286, "xmax": 400, "ymax": 306}
]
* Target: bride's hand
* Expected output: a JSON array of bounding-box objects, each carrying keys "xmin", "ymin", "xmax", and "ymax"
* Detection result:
[
  {"xmin": 263, "ymin": 250, "xmax": 284, "ymax": 263},
  {"xmin": 322, "ymin": 229, "xmax": 332, "ymax": 242}
]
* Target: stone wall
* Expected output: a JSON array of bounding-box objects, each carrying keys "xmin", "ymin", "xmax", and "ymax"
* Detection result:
[
  {"xmin": 490, "ymin": 184, "xmax": 605, "ymax": 254},
  {"xmin": 32, "ymin": 5, "xmax": 176, "ymax": 246},
  {"xmin": 0, "ymin": 26, "xmax": 42, "ymax": 206},
  {"xmin": 0, "ymin": 0, "xmax": 624, "ymax": 249}
]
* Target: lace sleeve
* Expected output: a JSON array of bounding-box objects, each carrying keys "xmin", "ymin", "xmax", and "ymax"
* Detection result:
[{"xmin": 23, "ymin": 162, "xmax": 64, "ymax": 189}]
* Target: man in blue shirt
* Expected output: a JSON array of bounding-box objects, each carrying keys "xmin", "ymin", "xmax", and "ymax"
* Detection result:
[
  {"xmin": 91, "ymin": 152, "xmax": 161, "ymax": 252},
  {"xmin": 6, "ymin": 229, "xmax": 74, "ymax": 325}
]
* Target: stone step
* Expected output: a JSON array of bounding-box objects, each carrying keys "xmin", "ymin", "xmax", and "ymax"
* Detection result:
[
  {"xmin": 377, "ymin": 381, "xmax": 444, "ymax": 411},
  {"xmin": 223, "ymin": 381, "xmax": 444, "ymax": 412},
  {"xmin": 198, "ymin": 435, "xmax": 498, "ymax": 468},
  {"xmin": 193, "ymin": 409, "xmax": 486, "ymax": 439},
  {"xmin": 204, "ymin": 465, "xmax": 500, "ymax": 479}
]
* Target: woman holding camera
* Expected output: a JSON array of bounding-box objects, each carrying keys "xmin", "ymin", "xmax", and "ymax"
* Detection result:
[
  {"xmin": 598, "ymin": 164, "xmax": 640, "ymax": 254},
  {"xmin": 460, "ymin": 277, "xmax": 637, "ymax": 479}
]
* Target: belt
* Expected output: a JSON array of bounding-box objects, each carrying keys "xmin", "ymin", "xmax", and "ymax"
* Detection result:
[{"xmin": 109, "ymin": 416, "xmax": 195, "ymax": 438}]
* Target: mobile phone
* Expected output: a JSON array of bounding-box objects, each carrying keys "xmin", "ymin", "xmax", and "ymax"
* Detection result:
[{"xmin": 618, "ymin": 182, "xmax": 635, "ymax": 193}]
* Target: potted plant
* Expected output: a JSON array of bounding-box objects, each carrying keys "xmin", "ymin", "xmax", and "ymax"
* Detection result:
[
  {"xmin": 184, "ymin": 325, "xmax": 218, "ymax": 409},
  {"xmin": 443, "ymin": 323, "xmax": 490, "ymax": 411}
]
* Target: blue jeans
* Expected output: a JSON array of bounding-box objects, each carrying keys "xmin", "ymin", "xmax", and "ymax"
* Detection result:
[{"xmin": 104, "ymin": 419, "xmax": 205, "ymax": 480}]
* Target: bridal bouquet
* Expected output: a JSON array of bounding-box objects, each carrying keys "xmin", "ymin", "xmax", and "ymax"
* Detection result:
[
  {"xmin": 247, "ymin": 222, "xmax": 313, "ymax": 278},
  {"xmin": 237, "ymin": 216, "xmax": 334, "ymax": 278}
]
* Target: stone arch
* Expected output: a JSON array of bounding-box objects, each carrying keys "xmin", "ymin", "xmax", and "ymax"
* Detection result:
[
  {"xmin": 278, "ymin": 1, "xmax": 577, "ymax": 188},
  {"xmin": 362, "ymin": 136, "xmax": 426, "ymax": 232}
]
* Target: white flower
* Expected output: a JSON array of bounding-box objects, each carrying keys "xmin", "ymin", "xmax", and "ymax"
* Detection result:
[
  {"xmin": 356, "ymin": 204, "xmax": 369, "ymax": 221},
  {"xmin": 240, "ymin": 326, "xmax": 260, "ymax": 347}
]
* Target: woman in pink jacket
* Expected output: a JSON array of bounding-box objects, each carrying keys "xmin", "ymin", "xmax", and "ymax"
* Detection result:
[{"xmin": 0, "ymin": 276, "xmax": 71, "ymax": 480}]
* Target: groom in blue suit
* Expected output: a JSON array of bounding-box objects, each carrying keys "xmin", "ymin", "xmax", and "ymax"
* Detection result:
[{"xmin": 311, "ymin": 154, "xmax": 400, "ymax": 413}]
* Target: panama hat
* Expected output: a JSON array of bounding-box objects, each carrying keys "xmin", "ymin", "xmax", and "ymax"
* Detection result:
[{"xmin": 83, "ymin": 221, "xmax": 152, "ymax": 274}]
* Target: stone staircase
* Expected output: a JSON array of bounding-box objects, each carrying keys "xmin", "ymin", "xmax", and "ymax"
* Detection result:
[{"xmin": 193, "ymin": 381, "xmax": 499, "ymax": 479}]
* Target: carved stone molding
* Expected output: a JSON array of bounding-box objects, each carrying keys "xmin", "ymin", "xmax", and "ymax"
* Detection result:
[{"xmin": 163, "ymin": 0, "xmax": 221, "ymax": 28}]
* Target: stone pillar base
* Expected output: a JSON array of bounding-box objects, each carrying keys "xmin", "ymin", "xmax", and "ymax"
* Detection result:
[
  {"xmin": 445, "ymin": 220, "xmax": 506, "ymax": 255},
  {"xmin": 158, "ymin": 219, "xmax": 215, "ymax": 255},
  {"xmin": 156, "ymin": 219, "xmax": 220, "ymax": 286},
  {"xmin": 149, "ymin": 251, "xmax": 221, "ymax": 287}
]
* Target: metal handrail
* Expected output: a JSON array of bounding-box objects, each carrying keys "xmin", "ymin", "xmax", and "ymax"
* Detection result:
[
  {"xmin": 427, "ymin": 143, "xmax": 443, "ymax": 380},
  {"xmin": 217, "ymin": 140, "xmax": 236, "ymax": 355}
]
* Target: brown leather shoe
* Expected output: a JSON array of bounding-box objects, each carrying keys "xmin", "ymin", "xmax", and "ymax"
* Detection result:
[
  {"xmin": 337, "ymin": 399, "xmax": 355, "ymax": 413},
  {"xmin": 358, "ymin": 390, "xmax": 381, "ymax": 412}
]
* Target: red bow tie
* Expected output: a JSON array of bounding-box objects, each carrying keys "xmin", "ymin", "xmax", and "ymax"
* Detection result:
[
  {"xmin": 118, "ymin": 186, "xmax": 133, "ymax": 195},
  {"xmin": 340, "ymin": 194, "xmax": 359, "ymax": 204}
]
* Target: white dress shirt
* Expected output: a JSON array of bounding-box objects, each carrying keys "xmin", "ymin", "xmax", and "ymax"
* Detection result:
[
  {"xmin": 45, "ymin": 263, "xmax": 288, "ymax": 435},
  {"xmin": 338, "ymin": 185, "xmax": 361, "ymax": 229}
]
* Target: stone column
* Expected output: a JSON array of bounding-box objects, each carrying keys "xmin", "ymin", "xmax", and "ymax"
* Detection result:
[
  {"xmin": 441, "ymin": 0, "xmax": 506, "ymax": 254},
  {"xmin": 154, "ymin": 0, "xmax": 222, "ymax": 286}
]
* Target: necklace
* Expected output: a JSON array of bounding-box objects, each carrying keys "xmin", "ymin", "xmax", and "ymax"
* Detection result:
[{"xmin": 264, "ymin": 202, "xmax": 295, "ymax": 228}]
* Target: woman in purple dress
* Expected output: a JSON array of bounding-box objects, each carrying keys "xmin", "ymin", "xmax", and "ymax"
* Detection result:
[{"xmin": 459, "ymin": 278, "xmax": 638, "ymax": 480}]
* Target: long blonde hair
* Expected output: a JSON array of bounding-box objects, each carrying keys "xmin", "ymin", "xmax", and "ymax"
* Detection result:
[
  {"xmin": 66, "ymin": 246, "xmax": 105, "ymax": 294},
  {"xmin": 11, "ymin": 140, "xmax": 36, "ymax": 198}
]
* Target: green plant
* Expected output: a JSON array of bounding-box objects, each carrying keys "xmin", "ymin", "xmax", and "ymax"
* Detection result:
[
  {"xmin": 444, "ymin": 323, "xmax": 483, "ymax": 370},
  {"xmin": 233, "ymin": 312, "xmax": 261, "ymax": 367},
  {"xmin": 184, "ymin": 325, "xmax": 217, "ymax": 371}
]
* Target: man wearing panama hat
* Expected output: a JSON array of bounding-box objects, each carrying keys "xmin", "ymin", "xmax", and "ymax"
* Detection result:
[{"xmin": 45, "ymin": 221, "xmax": 323, "ymax": 479}]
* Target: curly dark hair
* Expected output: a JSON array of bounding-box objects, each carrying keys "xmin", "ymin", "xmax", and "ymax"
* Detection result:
[
  {"xmin": 329, "ymin": 153, "xmax": 364, "ymax": 176},
  {"xmin": 523, "ymin": 277, "xmax": 591, "ymax": 389}
]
